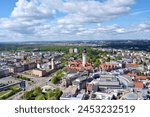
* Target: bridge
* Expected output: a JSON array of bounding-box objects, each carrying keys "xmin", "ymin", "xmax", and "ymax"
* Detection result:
[{"xmin": 0, "ymin": 80, "xmax": 26, "ymax": 91}]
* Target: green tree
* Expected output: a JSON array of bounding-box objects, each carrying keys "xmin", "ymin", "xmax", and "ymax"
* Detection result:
[
  {"xmin": 35, "ymin": 94, "xmax": 45, "ymax": 100},
  {"xmin": 106, "ymin": 57, "xmax": 111, "ymax": 62},
  {"xmin": 54, "ymin": 88, "xmax": 62, "ymax": 99},
  {"xmin": 22, "ymin": 87, "xmax": 62, "ymax": 100},
  {"xmin": 33, "ymin": 87, "xmax": 42, "ymax": 97},
  {"xmin": 94, "ymin": 59, "xmax": 101, "ymax": 67},
  {"xmin": 45, "ymin": 90, "xmax": 54, "ymax": 99},
  {"xmin": 143, "ymin": 62, "xmax": 147, "ymax": 66},
  {"xmin": 51, "ymin": 70, "xmax": 64, "ymax": 84},
  {"xmin": 51, "ymin": 76, "xmax": 58, "ymax": 84},
  {"xmin": 23, "ymin": 91, "xmax": 34, "ymax": 100}
]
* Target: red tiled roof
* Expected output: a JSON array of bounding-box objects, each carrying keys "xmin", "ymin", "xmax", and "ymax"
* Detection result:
[
  {"xmin": 136, "ymin": 75, "xmax": 147, "ymax": 80},
  {"xmin": 134, "ymin": 81, "xmax": 144, "ymax": 88},
  {"xmin": 128, "ymin": 73, "xmax": 148, "ymax": 80},
  {"xmin": 100, "ymin": 63, "xmax": 117, "ymax": 70},
  {"xmin": 126, "ymin": 63, "xmax": 139, "ymax": 67},
  {"xmin": 68, "ymin": 60, "xmax": 93, "ymax": 71}
]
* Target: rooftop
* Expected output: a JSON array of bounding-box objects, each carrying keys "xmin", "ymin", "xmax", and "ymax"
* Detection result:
[
  {"xmin": 123, "ymin": 92, "xmax": 138, "ymax": 100},
  {"xmin": 134, "ymin": 81, "xmax": 144, "ymax": 88}
]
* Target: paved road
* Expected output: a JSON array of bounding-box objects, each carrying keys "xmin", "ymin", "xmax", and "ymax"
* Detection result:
[{"xmin": 8, "ymin": 73, "xmax": 60, "ymax": 100}]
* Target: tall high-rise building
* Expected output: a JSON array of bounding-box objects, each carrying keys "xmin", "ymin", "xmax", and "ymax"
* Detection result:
[{"xmin": 82, "ymin": 49, "xmax": 87, "ymax": 67}]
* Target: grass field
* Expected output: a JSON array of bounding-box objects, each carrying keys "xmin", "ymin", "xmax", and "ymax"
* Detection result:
[
  {"xmin": 0, "ymin": 86, "xmax": 22, "ymax": 100},
  {"xmin": 0, "ymin": 90, "xmax": 12, "ymax": 98}
]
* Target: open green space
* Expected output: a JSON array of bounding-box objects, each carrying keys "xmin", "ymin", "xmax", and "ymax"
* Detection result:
[
  {"xmin": 0, "ymin": 90, "xmax": 11, "ymax": 97},
  {"xmin": 0, "ymin": 86, "xmax": 22, "ymax": 100}
]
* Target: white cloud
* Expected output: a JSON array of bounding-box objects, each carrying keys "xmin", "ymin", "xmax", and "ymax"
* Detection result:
[
  {"xmin": 0, "ymin": 0, "xmax": 150, "ymax": 41},
  {"xmin": 137, "ymin": 23, "xmax": 150, "ymax": 31},
  {"xmin": 11, "ymin": 0, "xmax": 135, "ymax": 24},
  {"xmin": 11, "ymin": 0, "xmax": 59, "ymax": 19},
  {"xmin": 58, "ymin": 0, "xmax": 135, "ymax": 24},
  {"xmin": 75, "ymin": 22, "xmax": 150, "ymax": 39}
]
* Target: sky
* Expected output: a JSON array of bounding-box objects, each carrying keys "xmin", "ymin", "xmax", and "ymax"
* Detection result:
[{"xmin": 0, "ymin": 0, "xmax": 150, "ymax": 42}]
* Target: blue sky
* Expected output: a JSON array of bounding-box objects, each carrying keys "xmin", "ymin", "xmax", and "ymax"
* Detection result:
[
  {"xmin": 0, "ymin": 0, "xmax": 150, "ymax": 42},
  {"xmin": 0, "ymin": 0, "xmax": 16, "ymax": 17}
]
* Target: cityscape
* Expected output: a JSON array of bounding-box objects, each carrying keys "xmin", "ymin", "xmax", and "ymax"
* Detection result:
[
  {"xmin": 0, "ymin": 0, "xmax": 150, "ymax": 100},
  {"xmin": 0, "ymin": 40, "xmax": 150, "ymax": 100}
]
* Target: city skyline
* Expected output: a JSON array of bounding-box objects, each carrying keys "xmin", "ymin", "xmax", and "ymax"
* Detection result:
[{"xmin": 0, "ymin": 0, "xmax": 150, "ymax": 42}]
